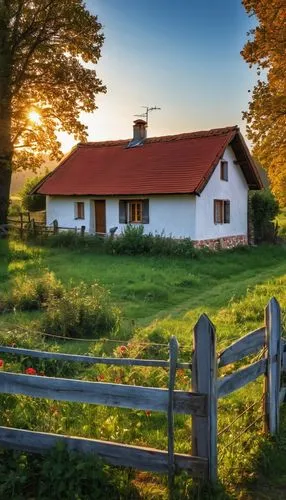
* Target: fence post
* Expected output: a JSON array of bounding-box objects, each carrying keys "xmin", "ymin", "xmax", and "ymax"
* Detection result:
[
  {"xmin": 192, "ymin": 314, "xmax": 217, "ymax": 483},
  {"xmin": 167, "ymin": 336, "xmax": 178, "ymax": 499},
  {"xmin": 264, "ymin": 297, "xmax": 281, "ymax": 435},
  {"xmin": 53, "ymin": 220, "xmax": 58, "ymax": 235},
  {"xmin": 80, "ymin": 225, "xmax": 85, "ymax": 237},
  {"xmin": 19, "ymin": 212, "xmax": 23, "ymax": 239}
]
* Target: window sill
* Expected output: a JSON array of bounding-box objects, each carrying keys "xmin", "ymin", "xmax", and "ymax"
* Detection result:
[{"xmin": 74, "ymin": 218, "xmax": 85, "ymax": 220}]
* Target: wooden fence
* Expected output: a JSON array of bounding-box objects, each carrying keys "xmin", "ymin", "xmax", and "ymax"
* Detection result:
[
  {"xmin": 1, "ymin": 216, "xmax": 88, "ymax": 239},
  {"xmin": 0, "ymin": 297, "xmax": 284, "ymax": 495}
]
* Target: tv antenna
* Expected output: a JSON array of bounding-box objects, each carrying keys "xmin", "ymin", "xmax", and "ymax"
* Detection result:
[{"xmin": 134, "ymin": 105, "xmax": 161, "ymax": 126}]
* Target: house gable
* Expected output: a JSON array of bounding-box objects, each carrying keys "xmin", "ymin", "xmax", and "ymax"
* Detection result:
[{"xmin": 195, "ymin": 145, "xmax": 249, "ymax": 241}]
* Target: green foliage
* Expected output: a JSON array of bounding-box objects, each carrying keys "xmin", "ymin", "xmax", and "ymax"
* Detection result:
[
  {"xmin": 44, "ymin": 230, "xmax": 105, "ymax": 251},
  {"xmin": 0, "ymin": 446, "xmax": 139, "ymax": 500},
  {"xmin": 105, "ymin": 224, "xmax": 198, "ymax": 258},
  {"xmin": 21, "ymin": 176, "xmax": 46, "ymax": 212},
  {"xmin": 250, "ymin": 190, "xmax": 279, "ymax": 243},
  {"xmin": 42, "ymin": 282, "xmax": 120, "ymax": 338},
  {"xmin": 0, "ymin": 272, "xmax": 63, "ymax": 313}
]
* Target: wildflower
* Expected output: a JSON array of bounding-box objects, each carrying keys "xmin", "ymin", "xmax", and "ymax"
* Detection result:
[
  {"xmin": 97, "ymin": 374, "xmax": 105, "ymax": 382},
  {"xmin": 25, "ymin": 367, "xmax": 37, "ymax": 375},
  {"xmin": 115, "ymin": 377, "xmax": 122, "ymax": 384},
  {"xmin": 145, "ymin": 410, "xmax": 151, "ymax": 417},
  {"xmin": 118, "ymin": 345, "xmax": 128, "ymax": 356},
  {"xmin": 0, "ymin": 360, "xmax": 4, "ymax": 368}
]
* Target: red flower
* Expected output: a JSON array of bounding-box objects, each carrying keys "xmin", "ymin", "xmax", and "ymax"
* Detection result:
[
  {"xmin": 0, "ymin": 360, "xmax": 4, "ymax": 368},
  {"xmin": 118, "ymin": 345, "xmax": 128, "ymax": 357},
  {"xmin": 145, "ymin": 410, "xmax": 151, "ymax": 417},
  {"xmin": 97, "ymin": 374, "xmax": 105, "ymax": 382},
  {"xmin": 25, "ymin": 367, "xmax": 37, "ymax": 375}
]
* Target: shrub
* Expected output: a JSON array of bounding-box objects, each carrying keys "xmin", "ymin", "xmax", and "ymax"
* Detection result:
[
  {"xmin": 250, "ymin": 190, "xmax": 279, "ymax": 243},
  {"xmin": 106, "ymin": 224, "xmax": 198, "ymax": 258},
  {"xmin": 42, "ymin": 282, "xmax": 120, "ymax": 338},
  {"xmin": 0, "ymin": 272, "xmax": 63, "ymax": 313}
]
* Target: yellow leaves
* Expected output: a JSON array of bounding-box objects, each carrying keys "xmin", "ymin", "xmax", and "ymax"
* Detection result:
[{"xmin": 242, "ymin": 0, "xmax": 286, "ymax": 206}]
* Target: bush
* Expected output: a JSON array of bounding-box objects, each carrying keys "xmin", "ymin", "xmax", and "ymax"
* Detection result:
[
  {"xmin": 250, "ymin": 190, "xmax": 279, "ymax": 243},
  {"xmin": 0, "ymin": 446, "xmax": 139, "ymax": 500},
  {"xmin": 0, "ymin": 272, "xmax": 63, "ymax": 313},
  {"xmin": 21, "ymin": 175, "xmax": 46, "ymax": 212},
  {"xmin": 42, "ymin": 282, "xmax": 120, "ymax": 338},
  {"xmin": 106, "ymin": 224, "xmax": 198, "ymax": 258}
]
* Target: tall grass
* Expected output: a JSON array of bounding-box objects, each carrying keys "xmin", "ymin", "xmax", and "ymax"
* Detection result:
[{"xmin": 0, "ymin": 239, "xmax": 286, "ymax": 498}]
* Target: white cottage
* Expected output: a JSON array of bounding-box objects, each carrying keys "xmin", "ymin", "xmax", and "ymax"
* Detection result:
[{"xmin": 34, "ymin": 121, "xmax": 262, "ymax": 248}]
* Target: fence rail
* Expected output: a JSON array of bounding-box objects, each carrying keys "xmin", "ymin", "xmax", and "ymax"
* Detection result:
[
  {"xmin": 3, "ymin": 216, "xmax": 99, "ymax": 238},
  {"xmin": 0, "ymin": 297, "xmax": 285, "ymax": 497}
]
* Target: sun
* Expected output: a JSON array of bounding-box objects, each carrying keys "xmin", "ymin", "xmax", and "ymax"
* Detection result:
[{"xmin": 28, "ymin": 110, "xmax": 41, "ymax": 125}]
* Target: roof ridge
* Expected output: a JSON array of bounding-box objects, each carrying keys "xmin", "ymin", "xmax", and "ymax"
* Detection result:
[{"xmin": 78, "ymin": 126, "xmax": 239, "ymax": 149}]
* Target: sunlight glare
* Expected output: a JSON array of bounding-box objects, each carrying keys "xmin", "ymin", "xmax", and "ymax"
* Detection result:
[{"xmin": 28, "ymin": 110, "xmax": 41, "ymax": 125}]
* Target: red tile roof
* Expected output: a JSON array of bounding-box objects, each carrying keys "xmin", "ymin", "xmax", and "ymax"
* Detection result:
[{"xmin": 36, "ymin": 126, "xmax": 262, "ymax": 196}]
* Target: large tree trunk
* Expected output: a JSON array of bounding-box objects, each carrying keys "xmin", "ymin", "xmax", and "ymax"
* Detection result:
[{"xmin": 0, "ymin": 2, "xmax": 12, "ymax": 226}]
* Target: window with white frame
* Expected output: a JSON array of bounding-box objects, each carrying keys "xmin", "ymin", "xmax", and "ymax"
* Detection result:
[{"xmin": 119, "ymin": 200, "xmax": 149, "ymax": 224}]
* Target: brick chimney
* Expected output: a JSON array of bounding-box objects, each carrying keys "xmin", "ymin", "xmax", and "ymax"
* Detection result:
[
  {"xmin": 127, "ymin": 119, "xmax": 147, "ymax": 148},
  {"xmin": 133, "ymin": 119, "xmax": 147, "ymax": 142}
]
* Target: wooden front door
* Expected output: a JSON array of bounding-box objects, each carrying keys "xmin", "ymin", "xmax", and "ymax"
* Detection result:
[{"xmin": 94, "ymin": 200, "xmax": 106, "ymax": 234}]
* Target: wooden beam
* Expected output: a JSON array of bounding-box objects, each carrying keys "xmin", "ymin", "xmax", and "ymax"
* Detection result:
[
  {"xmin": 218, "ymin": 327, "xmax": 265, "ymax": 368},
  {"xmin": 0, "ymin": 371, "xmax": 207, "ymax": 416},
  {"xmin": 0, "ymin": 426, "xmax": 208, "ymax": 477},
  {"xmin": 168, "ymin": 336, "xmax": 178, "ymax": 497},
  {"xmin": 192, "ymin": 314, "xmax": 217, "ymax": 482},
  {"xmin": 264, "ymin": 298, "xmax": 282, "ymax": 434},
  {"xmin": 217, "ymin": 358, "xmax": 267, "ymax": 398},
  {"xmin": 0, "ymin": 345, "xmax": 191, "ymax": 370}
]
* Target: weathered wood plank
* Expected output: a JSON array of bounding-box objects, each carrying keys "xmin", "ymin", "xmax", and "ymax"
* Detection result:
[
  {"xmin": 217, "ymin": 358, "xmax": 267, "ymax": 399},
  {"xmin": 0, "ymin": 371, "xmax": 207, "ymax": 416},
  {"xmin": 192, "ymin": 314, "xmax": 217, "ymax": 483},
  {"xmin": 0, "ymin": 345, "xmax": 191, "ymax": 370},
  {"xmin": 168, "ymin": 336, "xmax": 178, "ymax": 497},
  {"xmin": 218, "ymin": 327, "xmax": 265, "ymax": 368},
  {"xmin": 264, "ymin": 298, "xmax": 281, "ymax": 434},
  {"xmin": 0, "ymin": 426, "xmax": 208, "ymax": 477}
]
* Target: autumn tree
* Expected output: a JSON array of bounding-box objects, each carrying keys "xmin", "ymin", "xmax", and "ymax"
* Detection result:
[
  {"xmin": 0, "ymin": 0, "xmax": 105, "ymax": 224},
  {"xmin": 241, "ymin": 0, "xmax": 286, "ymax": 205}
]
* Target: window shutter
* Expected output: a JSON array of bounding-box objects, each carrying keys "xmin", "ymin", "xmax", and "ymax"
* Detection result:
[
  {"xmin": 119, "ymin": 200, "xmax": 127, "ymax": 223},
  {"xmin": 214, "ymin": 200, "xmax": 218, "ymax": 224},
  {"xmin": 224, "ymin": 200, "xmax": 230, "ymax": 223},
  {"xmin": 142, "ymin": 199, "xmax": 149, "ymax": 224}
]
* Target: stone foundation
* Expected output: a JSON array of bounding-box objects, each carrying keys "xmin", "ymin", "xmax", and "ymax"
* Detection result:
[{"xmin": 193, "ymin": 234, "xmax": 248, "ymax": 250}]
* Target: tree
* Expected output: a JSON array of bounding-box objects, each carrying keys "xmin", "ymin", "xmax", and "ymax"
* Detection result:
[
  {"xmin": 249, "ymin": 189, "xmax": 279, "ymax": 243},
  {"xmin": 241, "ymin": 0, "xmax": 286, "ymax": 206},
  {"xmin": 0, "ymin": 0, "xmax": 105, "ymax": 224},
  {"xmin": 21, "ymin": 175, "xmax": 46, "ymax": 212}
]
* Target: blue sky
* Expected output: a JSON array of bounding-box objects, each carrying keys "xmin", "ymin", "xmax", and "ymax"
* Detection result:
[{"xmin": 60, "ymin": 0, "xmax": 257, "ymax": 150}]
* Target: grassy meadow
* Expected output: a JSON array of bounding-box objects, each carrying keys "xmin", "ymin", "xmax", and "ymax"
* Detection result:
[{"xmin": 0, "ymin": 239, "xmax": 286, "ymax": 498}]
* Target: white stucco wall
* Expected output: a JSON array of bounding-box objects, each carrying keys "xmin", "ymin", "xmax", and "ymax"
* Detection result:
[
  {"xmin": 106, "ymin": 195, "xmax": 196, "ymax": 238},
  {"xmin": 46, "ymin": 196, "xmax": 92, "ymax": 231},
  {"xmin": 194, "ymin": 146, "xmax": 249, "ymax": 240},
  {"xmin": 46, "ymin": 195, "xmax": 196, "ymax": 238}
]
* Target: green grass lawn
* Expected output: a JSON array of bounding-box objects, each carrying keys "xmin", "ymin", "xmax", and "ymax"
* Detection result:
[{"xmin": 0, "ymin": 239, "xmax": 286, "ymax": 498}]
